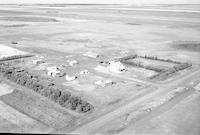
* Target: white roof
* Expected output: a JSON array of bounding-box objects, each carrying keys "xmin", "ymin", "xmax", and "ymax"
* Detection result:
[
  {"xmin": 80, "ymin": 70, "xmax": 89, "ymax": 75},
  {"xmin": 67, "ymin": 60, "xmax": 78, "ymax": 66},
  {"xmin": 108, "ymin": 61, "xmax": 125, "ymax": 73},
  {"xmin": 66, "ymin": 75, "xmax": 77, "ymax": 81},
  {"xmin": 83, "ymin": 51, "xmax": 100, "ymax": 58},
  {"xmin": 47, "ymin": 66, "xmax": 59, "ymax": 71}
]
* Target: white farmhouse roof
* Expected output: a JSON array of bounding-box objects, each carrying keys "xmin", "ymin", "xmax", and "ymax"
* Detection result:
[{"xmin": 108, "ymin": 61, "xmax": 126, "ymax": 73}]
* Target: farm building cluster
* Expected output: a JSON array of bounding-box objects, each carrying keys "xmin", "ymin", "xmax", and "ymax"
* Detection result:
[{"xmin": 31, "ymin": 51, "xmax": 128, "ymax": 85}]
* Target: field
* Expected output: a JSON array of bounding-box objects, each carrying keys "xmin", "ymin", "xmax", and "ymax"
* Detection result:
[
  {"xmin": 128, "ymin": 57, "xmax": 176, "ymax": 69},
  {"xmin": 0, "ymin": 83, "xmax": 53, "ymax": 133},
  {"xmin": 0, "ymin": 83, "xmax": 14, "ymax": 96},
  {"xmin": 0, "ymin": 4, "xmax": 200, "ymax": 134},
  {"xmin": 0, "ymin": 44, "xmax": 27, "ymax": 58},
  {"xmin": 129, "ymin": 92, "xmax": 200, "ymax": 135}
]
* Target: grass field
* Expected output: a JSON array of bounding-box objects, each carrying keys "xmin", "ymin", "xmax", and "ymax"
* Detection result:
[
  {"xmin": 1, "ymin": 89, "xmax": 77, "ymax": 129},
  {"xmin": 0, "ymin": 4, "xmax": 199, "ymax": 134},
  {"xmin": 0, "ymin": 100, "xmax": 53, "ymax": 133}
]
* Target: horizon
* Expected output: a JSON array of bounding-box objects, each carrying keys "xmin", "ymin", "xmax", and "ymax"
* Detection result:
[{"xmin": 0, "ymin": 0, "xmax": 200, "ymax": 4}]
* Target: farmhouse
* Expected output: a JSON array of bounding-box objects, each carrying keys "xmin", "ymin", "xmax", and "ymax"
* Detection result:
[{"xmin": 108, "ymin": 61, "xmax": 126, "ymax": 73}]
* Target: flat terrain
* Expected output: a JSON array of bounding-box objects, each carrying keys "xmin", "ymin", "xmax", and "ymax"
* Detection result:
[{"xmin": 0, "ymin": 4, "xmax": 200, "ymax": 134}]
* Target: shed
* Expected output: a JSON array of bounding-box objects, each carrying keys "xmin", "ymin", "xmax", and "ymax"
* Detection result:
[
  {"xmin": 95, "ymin": 79, "xmax": 116, "ymax": 87},
  {"xmin": 80, "ymin": 70, "xmax": 89, "ymax": 75},
  {"xmin": 68, "ymin": 60, "xmax": 78, "ymax": 66},
  {"xmin": 83, "ymin": 51, "xmax": 100, "ymax": 58},
  {"xmin": 66, "ymin": 75, "xmax": 78, "ymax": 81}
]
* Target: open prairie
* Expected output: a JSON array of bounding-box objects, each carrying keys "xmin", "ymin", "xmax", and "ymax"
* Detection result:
[{"xmin": 0, "ymin": 4, "xmax": 200, "ymax": 134}]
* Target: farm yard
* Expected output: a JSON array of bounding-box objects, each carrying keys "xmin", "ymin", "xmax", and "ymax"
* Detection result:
[{"xmin": 0, "ymin": 3, "xmax": 200, "ymax": 135}]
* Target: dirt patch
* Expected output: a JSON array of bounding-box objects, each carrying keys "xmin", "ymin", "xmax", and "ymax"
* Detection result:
[{"xmin": 172, "ymin": 41, "xmax": 200, "ymax": 52}]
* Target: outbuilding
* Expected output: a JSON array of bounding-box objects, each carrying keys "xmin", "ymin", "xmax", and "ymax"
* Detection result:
[
  {"xmin": 66, "ymin": 75, "xmax": 78, "ymax": 81},
  {"xmin": 95, "ymin": 79, "xmax": 116, "ymax": 87},
  {"xmin": 68, "ymin": 60, "xmax": 78, "ymax": 66},
  {"xmin": 80, "ymin": 70, "xmax": 89, "ymax": 75},
  {"xmin": 83, "ymin": 51, "xmax": 101, "ymax": 58},
  {"xmin": 47, "ymin": 70, "xmax": 61, "ymax": 77},
  {"xmin": 47, "ymin": 66, "xmax": 61, "ymax": 77},
  {"xmin": 32, "ymin": 59, "xmax": 45, "ymax": 65}
]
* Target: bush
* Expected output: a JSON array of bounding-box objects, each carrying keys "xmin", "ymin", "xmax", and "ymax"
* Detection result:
[
  {"xmin": 32, "ymin": 81, "xmax": 44, "ymax": 93},
  {"xmin": 80, "ymin": 101, "xmax": 94, "ymax": 112},
  {"xmin": 25, "ymin": 78, "xmax": 35, "ymax": 88},
  {"xmin": 58, "ymin": 91, "xmax": 71, "ymax": 106},
  {"xmin": 119, "ymin": 55, "xmax": 138, "ymax": 61},
  {"xmin": 49, "ymin": 88, "xmax": 62, "ymax": 102},
  {"xmin": 40, "ymin": 86, "xmax": 53, "ymax": 98}
]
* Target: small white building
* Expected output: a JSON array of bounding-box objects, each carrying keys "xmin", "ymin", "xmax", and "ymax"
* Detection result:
[
  {"xmin": 80, "ymin": 70, "xmax": 89, "ymax": 75},
  {"xmin": 66, "ymin": 75, "xmax": 77, "ymax": 81},
  {"xmin": 108, "ymin": 61, "xmax": 126, "ymax": 73},
  {"xmin": 32, "ymin": 59, "xmax": 45, "ymax": 65},
  {"xmin": 47, "ymin": 66, "xmax": 61, "ymax": 77},
  {"xmin": 83, "ymin": 51, "xmax": 100, "ymax": 58},
  {"xmin": 67, "ymin": 60, "xmax": 78, "ymax": 66},
  {"xmin": 95, "ymin": 79, "xmax": 116, "ymax": 87},
  {"xmin": 47, "ymin": 66, "xmax": 59, "ymax": 71},
  {"xmin": 47, "ymin": 70, "xmax": 61, "ymax": 77}
]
